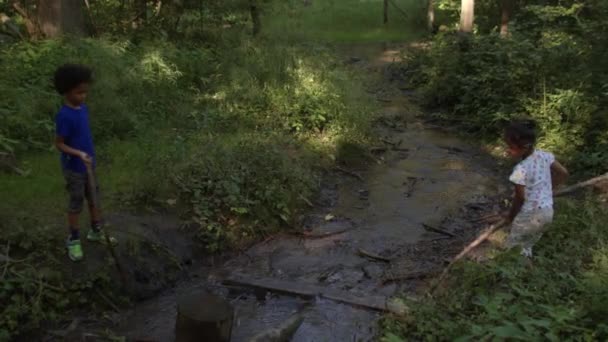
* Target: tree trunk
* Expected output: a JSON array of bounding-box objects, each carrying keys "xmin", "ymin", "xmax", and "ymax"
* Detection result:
[
  {"xmin": 500, "ymin": 0, "xmax": 512, "ymax": 37},
  {"xmin": 137, "ymin": 0, "xmax": 147, "ymax": 24},
  {"xmin": 427, "ymin": 0, "xmax": 435, "ymax": 32},
  {"xmin": 459, "ymin": 0, "xmax": 474, "ymax": 33},
  {"xmin": 383, "ymin": 0, "xmax": 388, "ymax": 24},
  {"xmin": 250, "ymin": 0, "xmax": 261, "ymax": 36},
  {"xmin": 37, "ymin": 0, "xmax": 86, "ymax": 37},
  {"xmin": 175, "ymin": 292, "xmax": 233, "ymax": 342}
]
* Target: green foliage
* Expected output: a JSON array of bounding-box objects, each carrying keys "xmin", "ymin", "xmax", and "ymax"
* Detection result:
[
  {"xmin": 407, "ymin": 1, "xmax": 608, "ymax": 174},
  {"xmin": 382, "ymin": 199, "xmax": 608, "ymax": 340},
  {"xmin": 0, "ymin": 219, "xmax": 120, "ymax": 339},
  {"xmin": 173, "ymin": 134, "xmax": 318, "ymax": 251}
]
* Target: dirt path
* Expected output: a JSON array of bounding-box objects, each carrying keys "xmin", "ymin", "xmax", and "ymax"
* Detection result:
[{"xmin": 111, "ymin": 43, "xmax": 505, "ymax": 342}]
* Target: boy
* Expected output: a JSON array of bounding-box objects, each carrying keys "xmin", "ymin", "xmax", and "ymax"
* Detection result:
[{"xmin": 54, "ymin": 64, "xmax": 115, "ymax": 262}]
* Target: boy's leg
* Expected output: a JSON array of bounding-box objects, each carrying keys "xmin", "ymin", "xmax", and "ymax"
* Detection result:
[{"xmin": 64, "ymin": 170, "xmax": 86, "ymax": 261}]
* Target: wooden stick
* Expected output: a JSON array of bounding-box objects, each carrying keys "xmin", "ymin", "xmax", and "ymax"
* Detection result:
[
  {"xmin": 430, "ymin": 220, "xmax": 506, "ymax": 293},
  {"xmin": 334, "ymin": 166, "xmax": 364, "ymax": 181},
  {"xmin": 86, "ymin": 164, "xmax": 128, "ymax": 289},
  {"xmin": 554, "ymin": 172, "xmax": 608, "ymax": 197},
  {"xmin": 296, "ymin": 228, "xmax": 349, "ymax": 239},
  {"xmin": 358, "ymin": 248, "xmax": 391, "ymax": 262},
  {"xmin": 422, "ymin": 223, "xmax": 456, "ymax": 238}
]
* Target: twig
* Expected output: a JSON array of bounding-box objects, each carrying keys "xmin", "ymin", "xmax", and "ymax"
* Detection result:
[
  {"xmin": 381, "ymin": 138, "xmax": 398, "ymax": 146},
  {"xmin": 370, "ymin": 147, "xmax": 388, "ymax": 154},
  {"xmin": 10, "ymin": 269, "xmax": 66, "ymax": 292},
  {"xmin": 335, "ymin": 166, "xmax": 364, "ymax": 181},
  {"xmin": 295, "ymin": 228, "xmax": 349, "ymax": 239},
  {"xmin": 382, "ymin": 271, "xmax": 429, "ymax": 284},
  {"xmin": 357, "ymin": 248, "xmax": 391, "ymax": 262},
  {"xmin": 1, "ymin": 242, "xmax": 10, "ymax": 280},
  {"xmin": 299, "ymin": 194, "xmax": 314, "ymax": 208},
  {"xmin": 388, "ymin": 0, "xmax": 410, "ymax": 19},
  {"xmin": 422, "ymin": 223, "xmax": 456, "ymax": 238},
  {"xmin": 95, "ymin": 287, "xmax": 121, "ymax": 313}
]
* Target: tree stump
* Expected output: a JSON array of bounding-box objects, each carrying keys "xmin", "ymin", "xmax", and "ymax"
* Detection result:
[{"xmin": 175, "ymin": 292, "xmax": 234, "ymax": 342}]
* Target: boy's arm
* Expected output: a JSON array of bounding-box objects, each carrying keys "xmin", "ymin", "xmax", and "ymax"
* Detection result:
[
  {"xmin": 505, "ymin": 184, "xmax": 525, "ymax": 224},
  {"xmin": 55, "ymin": 136, "xmax": 92, "ymax": 164},
  {"xmin": 551, "ymin": 161, "xmax": 569, "ymax": 189}
]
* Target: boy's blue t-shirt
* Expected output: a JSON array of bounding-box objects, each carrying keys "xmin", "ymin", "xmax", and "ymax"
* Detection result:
[{"xmin": 55, "ymin": 104, "xmax": 95, "ymax": 174}]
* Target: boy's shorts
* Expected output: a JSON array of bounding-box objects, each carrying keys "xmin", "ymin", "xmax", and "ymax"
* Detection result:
[{"xmin": 63, "ymin": 169, "xmax": 101, "ymax": 214}]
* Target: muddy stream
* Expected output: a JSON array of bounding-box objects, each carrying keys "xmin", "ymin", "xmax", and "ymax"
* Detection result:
[{"xmin": 114, "ymin": 44, "xmax": 503, "ymax": 342}]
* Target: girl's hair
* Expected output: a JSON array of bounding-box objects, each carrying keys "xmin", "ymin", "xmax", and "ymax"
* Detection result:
[{"xmin": 505, "ymin": 119, "xmax": 537, "ymax": 149}]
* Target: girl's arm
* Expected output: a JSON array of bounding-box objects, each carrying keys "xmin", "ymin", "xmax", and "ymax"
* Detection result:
[
  {"xmin": 506, "ymin": 184, "xmax": 525, "ymax": 224},
  {"xmin": 551, "ymin": 161, "xmax": 569, "ymax": 189}
]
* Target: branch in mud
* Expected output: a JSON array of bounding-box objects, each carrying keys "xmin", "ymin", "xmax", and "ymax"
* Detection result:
[
  {"xmin": 422, "ymin": 224, "xmax": 456, "ymax": 238},
  {"xmin": 249, "ymin": 310, "xmax": 305, "ymax": 342},
  {"xmin": 358, "ymin": 248, "xmax": 392, "ymax": 262},
  {"xmin": 334, "ymin": 166, "xmax": 364, "ymax": 181},
  {"xmin": 294, "ymin": 228, "xmax": 349, "ymax": 239}
]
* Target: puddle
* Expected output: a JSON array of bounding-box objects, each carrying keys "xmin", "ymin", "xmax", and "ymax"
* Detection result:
[{"xmin": 112, "ymin": 43, "xmax": 500, "ymax": 342}]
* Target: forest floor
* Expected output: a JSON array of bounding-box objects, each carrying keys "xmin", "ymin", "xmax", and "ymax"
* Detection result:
[{"xmin": 41, "ymin": 43, "xmax": 516, "ymax": 341}]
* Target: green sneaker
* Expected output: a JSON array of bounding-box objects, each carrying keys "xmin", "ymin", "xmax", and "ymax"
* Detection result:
[
  {"xmin": 66, "ymin": 239, "xmax": 84, "ymax": 262},
  {"xmin": 87, "ymin": 229, "xmax": 117, "ymax": 245}
]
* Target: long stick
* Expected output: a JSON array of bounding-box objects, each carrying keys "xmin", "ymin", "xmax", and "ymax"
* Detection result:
[
  {"xmin": 430, "ymin": 220, "xmax": 506, "ymax": 293},
  {"xmin": 431, "ymin": 172, "xmax": 608, "ymax": 293},
  {"xmin": 554, "ymin": 172, "xmax": 608, "ymax": 197},
  {"xmin": 85, "ymin": 164, "xmax": 127, "ymax": 289}
]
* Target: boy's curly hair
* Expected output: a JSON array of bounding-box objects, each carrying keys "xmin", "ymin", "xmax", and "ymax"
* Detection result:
[{"xmin": 54, "ymin": 64, "xmax": 93, "ymax": 95}]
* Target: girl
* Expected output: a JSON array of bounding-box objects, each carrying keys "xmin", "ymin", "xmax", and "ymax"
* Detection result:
[{"xmin": 503, "ymin": 119, "xmax": 569, "ymax": 257}]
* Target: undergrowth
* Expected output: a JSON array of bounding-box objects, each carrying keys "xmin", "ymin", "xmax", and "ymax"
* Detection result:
[{"xmin": 382, "ymin": 198, "xmax": 608, "ymax": 341}]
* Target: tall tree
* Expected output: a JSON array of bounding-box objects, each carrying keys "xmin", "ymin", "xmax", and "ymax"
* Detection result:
[
  {"xmin": 37, "ymin": 0, "xmax": 86, "ymax": 37},
  {"xmin": 383, "ymin": 0, "xmax": 388, "ymax": 24},
  {"xmin": 460, "ymin": 0, "xmax": 474, "ymax": 33},
  {"xmin": 427, "ymin": 0, "xmax": 435, "ymax": 32},
  {"xmin": 500, "ymin": 0, "xmax": 512, "ymax": 37},
  {"xmin": 250, "ymin": 0, "xmax": 260, "ymax": 36}
]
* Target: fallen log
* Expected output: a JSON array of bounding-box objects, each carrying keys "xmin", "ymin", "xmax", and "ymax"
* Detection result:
[{"xmin": 224, "ymin": 274, "xmax": 406, "ymax": 314}]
